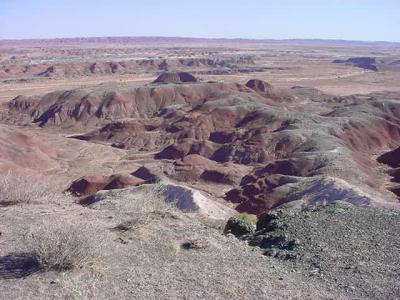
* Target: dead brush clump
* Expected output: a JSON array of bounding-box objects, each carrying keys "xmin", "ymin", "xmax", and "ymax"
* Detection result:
[
  {"xmin": 117, "ymin": 183, "xmax": 180, "ymax": 218},
  {"xmin": 137, "ymin": 183, "xmax": 179, "ymax": 214},
  {"xmin": 113, "ymin": 183, "xmax": 180, "ymax": 232},
  {"xmin": 0, "ymin": 174, "xmax": 66, "ymax": 206},
  {"xmin": 25, "ymin": 223, "xmax": 97, "ymax": 272}
]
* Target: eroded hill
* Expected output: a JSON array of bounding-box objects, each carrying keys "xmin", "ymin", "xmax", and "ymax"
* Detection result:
[{"xmin": 7, "ymin": 74, "xmax": 400, "ymax": 214}]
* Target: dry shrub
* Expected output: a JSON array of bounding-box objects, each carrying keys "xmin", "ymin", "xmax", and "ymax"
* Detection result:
[
  {"xmin": 134, "ymin": 183, "xmax": 178, "ymax": 215},
  {"xmin": 112, "ymin": 183, "xmax": 179, "ymax": 232},
  {"xmin": 26, "ymin": 223, "xmax": 95, "ymax": 271},
  {"xmin": 0, "ymin": 174, "xmax": 66, "ymax": 206}
]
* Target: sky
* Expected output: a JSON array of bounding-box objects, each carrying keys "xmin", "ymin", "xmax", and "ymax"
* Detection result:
[{"xmin": 0, "ymin": 0, "xmax": 399, "ymax": 42}]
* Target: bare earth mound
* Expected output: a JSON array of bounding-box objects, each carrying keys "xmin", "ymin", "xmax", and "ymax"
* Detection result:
[
  {"xmin": 153, "ymin": 72, "xmax": 198, "ymax": 84},
  {"xmin": 0, "ymin": 124, "xmax": 57, "ymax": 176}
]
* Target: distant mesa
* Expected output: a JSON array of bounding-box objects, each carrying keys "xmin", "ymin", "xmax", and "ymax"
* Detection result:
[
  {"xmin": 0, "ymin": 56, "xmax": 257, "ymax": 80},
  {"xmin": 332, "ymin": 57, "xmax": 378, "ymax": 71},
  {"xmin": 334, "ymin": 57, "xmax": 400, "ymax": 72},
  {"xmin": 153, "ymin": 72, "xmax": 198, "ymax": 84}
]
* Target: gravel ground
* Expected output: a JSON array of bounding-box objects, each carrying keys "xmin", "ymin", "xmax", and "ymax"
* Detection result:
[{"xmin": 247, "ymin": 202, "xmax": 400, "ymax": 299}]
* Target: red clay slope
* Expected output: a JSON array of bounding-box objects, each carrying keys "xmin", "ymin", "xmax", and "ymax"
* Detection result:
[{"xmin": 0, "ymin": 125, "xmax": 58, "ymax": 176}]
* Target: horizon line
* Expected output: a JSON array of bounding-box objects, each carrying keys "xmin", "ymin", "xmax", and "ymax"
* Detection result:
[{"xmin": 1, "ymin": 35, "xmax": 399, "ymax": 44}]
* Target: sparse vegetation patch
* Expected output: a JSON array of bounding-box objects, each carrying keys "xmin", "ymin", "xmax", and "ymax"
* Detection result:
[{"xmin": 26, "ymin": 223, "xmax": 96, "ymax": 271}]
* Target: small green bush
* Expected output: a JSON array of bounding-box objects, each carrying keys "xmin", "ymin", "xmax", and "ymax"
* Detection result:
[
  {"xmin": 224, "ymin": 216, "xmax": 255, "ymax": 237},
  {"xmin": 237, "ymin": 213, "xmax": 258, "ymax": 225}
]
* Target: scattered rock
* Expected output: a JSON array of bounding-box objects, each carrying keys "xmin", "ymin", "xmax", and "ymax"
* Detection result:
[
  {"xmin": 114, "ymin": 237, "xmax": 129, "ymax": 245},
  {"xmin": 181, "ymin": 239, "xmax": 209, "ymax": 250}
]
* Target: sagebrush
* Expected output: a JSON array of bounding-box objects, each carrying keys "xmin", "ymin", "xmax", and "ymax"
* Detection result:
[
  {"xmin": 0, "ymin": 174, "xmax": 65, "ymax": 206},
  {"xmin": 26, "ymin": 223, "xmax": 96, "ymax": 271}
]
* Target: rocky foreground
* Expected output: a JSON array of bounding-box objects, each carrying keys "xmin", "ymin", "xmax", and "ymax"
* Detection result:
[{"xmin": 1, "ymin": 185, "xmax": 399, "ymax": 299}]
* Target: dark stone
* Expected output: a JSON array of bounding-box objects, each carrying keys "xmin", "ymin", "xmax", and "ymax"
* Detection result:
[
  {"xmin": 256, "ymin": 211, "xmax": 280, "ymax": 231},
  {"xmin": 259, "ymin": 235, "xmax": 287, "ymax": 249}
]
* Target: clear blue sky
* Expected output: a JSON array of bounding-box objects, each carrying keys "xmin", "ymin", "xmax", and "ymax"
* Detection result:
[{"xmin": 0, "ymin": 0, "xmax": 399, "ymax": 41}]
